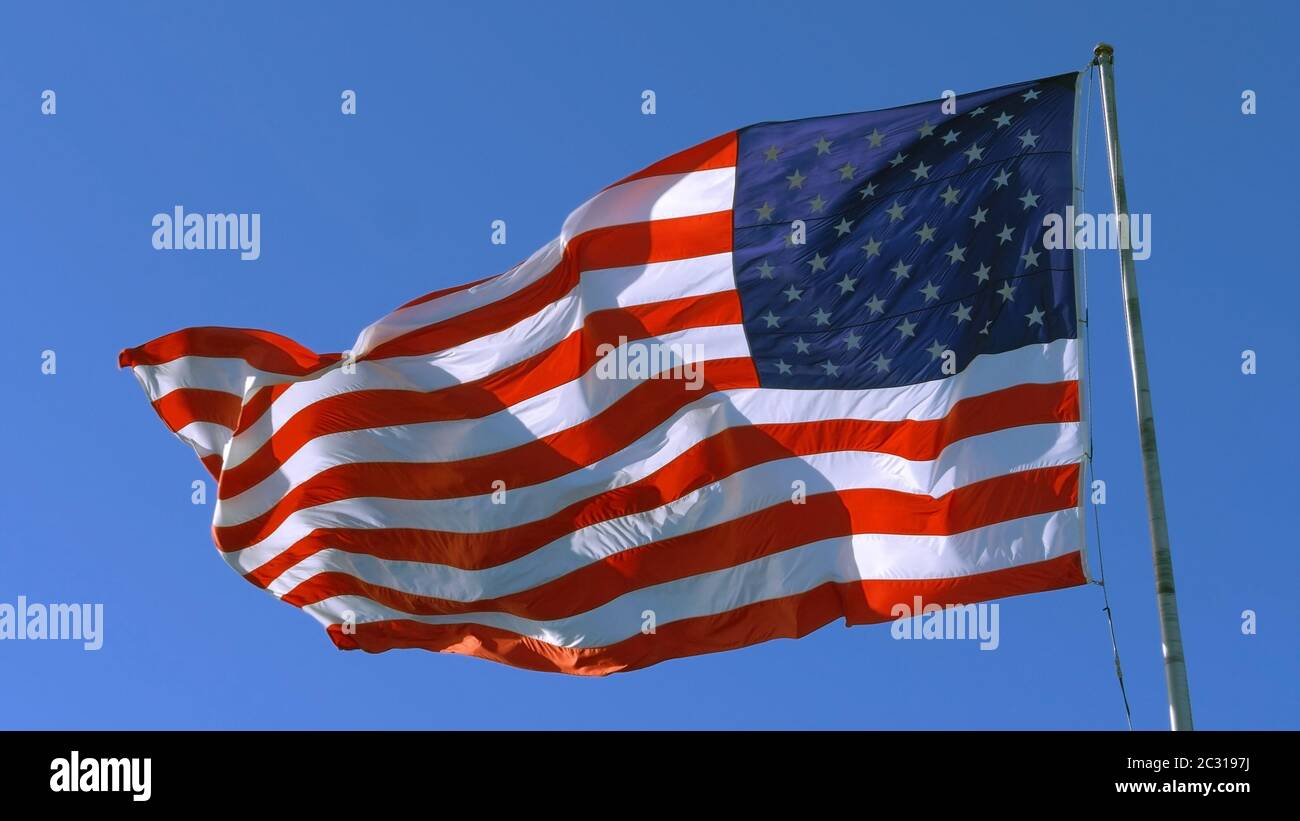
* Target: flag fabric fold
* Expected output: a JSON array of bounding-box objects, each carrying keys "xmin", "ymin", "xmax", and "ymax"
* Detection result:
[{"xmin": 121, "ymin": 71, "xmax": 1088, "ymax": 675}]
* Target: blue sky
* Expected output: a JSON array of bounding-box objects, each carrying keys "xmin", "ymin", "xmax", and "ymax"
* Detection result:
[{"xmin": 2, "ymin": 0, "xmax": 1295, "ymax": 729}]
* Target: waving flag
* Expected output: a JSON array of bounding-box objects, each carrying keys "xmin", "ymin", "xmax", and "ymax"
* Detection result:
[{"xmin": 121, "ymin": 72, "xmax": 1088, "ymax": 674}]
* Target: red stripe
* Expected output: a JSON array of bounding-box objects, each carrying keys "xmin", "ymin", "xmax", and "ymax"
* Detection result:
[
  {"xmin": 218, "ymin": 290, "xmax": 744, "ymax": 500},
  {"xmin": 214, "ymin": 357, "xmax": 762, "ymax": 549},
  {"xmin": 324, "ymin": 552, "xmax": 1087, "ymax": 676},
  {"xmin": 610, "ymin": 131, "xmax": 738, "ymax": 187},
  {"xmin": 283, "ymin": 464, "xmax": 1080, "ymax": 619},
  {"xmin": 201, "ymin": 454, "xmax": 224, "ymax": 480},
  {"xmin": 152, "ymin": 388, "xmax": 241, "ymax": 432},
  {"xmin": 119, "ymin": 326, "xmax": 340, "ymax": 373},
  {"xmin": 398, "ymin": 274, "xmax": 495, "ymax": 310},
  {"xmin": 365, "ymin": 210, "xmax": 732, "ymax": 362},
  {"xmin": 239, "ymin": 380, "xmax": 1080, "ymax": 581}
]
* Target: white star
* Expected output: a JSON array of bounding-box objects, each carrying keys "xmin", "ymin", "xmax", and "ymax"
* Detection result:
[
  {"xmin": 861, "ymin": 236, "xmax": 882, "ymax": 258},
  {"xmin": 793, "ymin": 337, "xmax": 811, "ymax": 354},
  {"xmin": 997, "ymin": 225, "xmax": 1015, "ymax": 244},
  {"xmin": 755, "ymin": 202, "xmax": 774, "ymax": 222},
  {"xmin": 993, "ymin": 111, "xmax": 1013, "ymax": 128},
  {"xmin": 945, "ymin": 243, "xmax": 966, "ymax": 264},
  {"xmin": 997, "ymin": 281, "xmax": 1016, "ymax": 302},
  {"xmin": 809, "ymin": 193, "xmax": 827, "ymax": 213},
  {"xmin": 889, "ymin": 151, "xmax": 908, "ymax": 167},
  {"xmin": 760, "ymin": 310, "xmax": 781, "ymax": 328},
  {"xmin": 1022, "ymin": 88, "xmax": 1041, "ymax": 102},
  {"xmin": 807, "ymin": 252, "xmax": 828, "ymax": 273},
  {"xmin": 782, "ymin": 284, "xmax": 804, "ymax": 302},
  {"xmin": 970, "ymin": 262, "xmax": 991, "ymax": 283},
  {"xmin": 964, "ymin": 143, "xmax": 985, "ymax": 164},
  {"xmin": 764, "ymin": 146, "xmax": 781, "ymax": 162},
  {"xmin": 890, "ymin": 260, "xmax": 912, "ymax": 280},
  {"xmin": 926, "ymin": 339, "xmax": 947, "ymax": 360},
  {"xmin": 786, "ymin": 169, "xmax": 806, "ymax": 189},
  {"xmin": 914, "ymin": 222, "xmax": 936, "ymax": 243},
  {"xmin": 1019, "ymin": 189, "xmax": 1040, "ymax": 210},
  {"xmin": 940, "ymin": 185, "xmax": 961, "ymax": 206},
  {"xmin": 833, "ymin": 217, "xmax": 854, "ymax": 236},
  {"xmin": 920, "ymin": 281, "xmax": 941, "ymax": 302},
  {"xmin": 871, "ymin": 353, "xmax": 892, "ymax": 372},
  {"xmin": 811, "ymin": 307, "xmax": 832, "ymax": 326},
  {"xmin": 969, "ymin": 106, "xmax": 987, "ymax": 117},
  {"xmin": 865, "ymin": 294, "xmax": 886, "ymax": 315},
  {"xmin": 896, "ymin": 317, "xmax": 917, "ymax": 338},
  {"xmin": 1026, "ymin": 306, "xmax": 1046, "ymax": 327},
  {"xmin": 1018, "ymin": 129, "xmax": 1040, "ymax": 149},
  {"xmin": 835, "ymin": 274, "xmax": 857, "ymax": 295},
  {"xmin": 838, "ymin": 162, "xmax": 857, "ymax": 180},
  {"xmin": 910, "ymin": 161, "xmax": 932, "ymax": 181},
  {"xmin": 969, "ymin": 206, "xmax": 988, "ymax": 227},
  {"xmin": 886, "ymin": 201, "xmax": 907, "ymax": 222},
  {"xmin": 993, "ymin": 168, "xmax": 1012, "ymax": 189},
  {"xmin": 979, "ymin": 320, "xmax": 992, "ymax": 335},
  {"xmin": 951, "ymin": 303, "xmax": 972, "ymax": 324},
  {"xmin": 822, "ymin": 360, "xmax": 840, "ymax": 376},
  {"xmin": 755, "ymin": 259, "xmax": 775, "ymax": 279},
  {"xmin": 1021, "ymin": 248, "xmax": 1041, "ymax": 268},
  {"xmin": 814, "ymin": 136, "xmax": 833, "ymax": 155},
  {"xmin": 774, "ymin": 359, "xmax": 792, "ymax": 375},
  {"xmin": 859, "ymin": 181, "xmax": 878, "ymax": 199},
  {"xmin": 917, "ymin": 120, "xmax": 936, "ymax": 138},
  {"xmin": 844, "ymin": 330, "xmax": 862, "ymax": 350},
  {"xmin": 941, "ymin": 129, "xmax": 960, "ymax": 145},
  {"xmin": 865, "ymin": 128, "xmax": 885, "ymax": 148}
]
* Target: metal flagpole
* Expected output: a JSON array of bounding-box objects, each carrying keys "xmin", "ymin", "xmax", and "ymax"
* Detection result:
[{"xmin": 1091, "ymin": 42, "xmax": 1194, "ymax": 730}]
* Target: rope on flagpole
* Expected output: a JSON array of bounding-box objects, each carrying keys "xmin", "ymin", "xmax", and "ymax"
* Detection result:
[{"xmin": 1077, "ymin": 60, "xmax": 1134, "ymax": 731}]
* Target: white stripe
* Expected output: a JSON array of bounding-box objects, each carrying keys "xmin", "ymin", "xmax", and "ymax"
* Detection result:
[
  {"xmin": 222, "ymin": 252, "xmax": 737, "ymax": 469},
  {"xmin": 561, "ymin": 168, "xmax": 734, "ymax": 240},
  {"xmin": 131, "ymin": 358, "xmax": 302, "ymax": 404},
  {"xmin": 299, "ymin": 512, "xmax": 1082, "ymax": 648},
  {"xmin": 174, "ymin": 421, "xmax": 230, "ymax": 459},
  {"xmin": 215, "ymin": 337, "xmax": 1075, "ymax": 529},
  {"xmin": 262, "ymin": 424, "xmax": 1082, "ymax": 600},
  {"xmin": 350, "ymin": 167, "xmax": 736, "ymax": 358}
]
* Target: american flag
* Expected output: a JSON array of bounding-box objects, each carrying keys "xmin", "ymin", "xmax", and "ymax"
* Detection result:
[{"xmin": 121, "ymin": 71, "xmax": 1088, "ymax": 675}]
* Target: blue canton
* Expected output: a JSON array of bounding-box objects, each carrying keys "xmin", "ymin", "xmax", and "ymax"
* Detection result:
[{"xmin": 733, "ymin": 72, "xmax": 1079, "ymax": 389}]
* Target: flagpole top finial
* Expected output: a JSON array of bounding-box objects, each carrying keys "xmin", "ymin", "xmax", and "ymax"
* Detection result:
[{"xmin": 1093, "ymin": 43, "xmax": 1115, "ymax": 63}]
